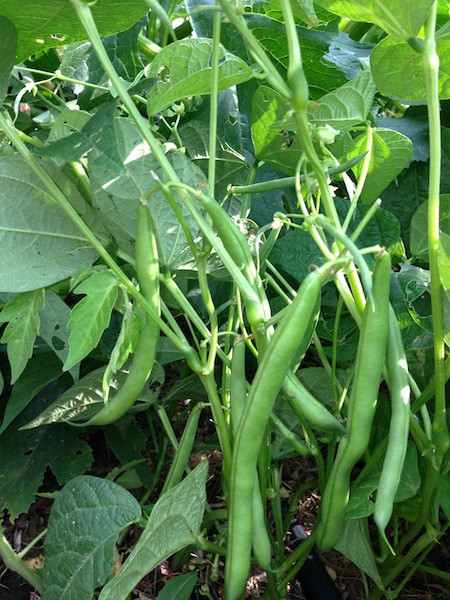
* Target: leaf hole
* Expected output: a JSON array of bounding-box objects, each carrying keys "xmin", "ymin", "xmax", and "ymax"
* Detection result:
[
  {"xmin": 229, "ymin": 114, "xmax": 237, "ymax": 124},
  {"xmin": 52, "ymin": 336, "xmax": 65, "ymax": 351},
  {"xmin": 157, "ymin": 66, "xmax": 170, "ymax": 82}
]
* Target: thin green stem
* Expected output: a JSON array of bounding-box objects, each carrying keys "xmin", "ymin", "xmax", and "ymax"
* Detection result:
[
  {"xmin": 217, "ymin": 0, "xmax": 290, "ymax": 98},
  {"xmin": 208, "ymin": 8, "xmax": 221, "ymax": 195},
  {"xmin": 230, "ymin": 155, "xmax": 366, "ymax": 195},
  {"xmin": 343, "ymin": 125, "xmax": 373, "ymax": 231},
  {"xmin": 421, "ymin": 1, "xmax": 449, "ymax": 458},
  {"xmin": 0, "ymin": 532, "xmax": 42, "ymax": 591},
  {"xmin": 200, "ymin": 372, "xmax": 232, "ymax": 483}
]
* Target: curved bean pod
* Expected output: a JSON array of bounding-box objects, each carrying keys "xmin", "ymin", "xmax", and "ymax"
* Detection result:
[
  {"xmin": 316, "ymin": 251, "xmax": 391, "ymax": 552},
  {"xmin": 82, "ymin": 200, "xmax": 160, "ymax": 426},
  {"xmin": 374, "ymin": 305, "xmax": 410, "ymax": 548}
]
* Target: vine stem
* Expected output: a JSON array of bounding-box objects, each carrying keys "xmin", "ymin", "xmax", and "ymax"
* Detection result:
[
  {"xmin": 421, "ymin": 1, "xmax": 449, "ymax": 458},
  {"xmin": 0, "ymin": 532, "xmax": 42, "ymax": 592}
]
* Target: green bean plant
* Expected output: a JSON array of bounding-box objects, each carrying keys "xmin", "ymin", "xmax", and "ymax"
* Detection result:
[{"xmin": 0, "ymin": 0, "xmax": 448, "ymax": 599}]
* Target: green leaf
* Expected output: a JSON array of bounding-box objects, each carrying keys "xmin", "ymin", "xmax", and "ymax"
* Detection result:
[
  {"xmin": 348, "ymin": 128, "xmax": 413, "ymax": 204},
  {"xmin": 0, "ymin": 156, "xmax": 104, "ymax": 292},
  {"xmin": 59, "ymin": 17, "xmax": 145, "ymax": 109},
  {"xmin": 271, "ymin": 71, "xmax": 377, "ymax": 132},
  {"xmin": 251, "ymin": 85, "xmax": 304, "ymax": 175},
  {"xmin": 0, "ymin": 290, "xmax": 45, "ymax": 383},
  {"xmin": 394, "ymin": 443, "xmax": 421, "ymax": 502},
  {"xmin": 0, "ymin": 17, "xmax": 17, "ymax": 104},
  {"xmin": 410, "ymin": 194, "xmax": 450, "ymax": 260},
  {"xmin": 315, "ymin": 0, "xmax": 433, "ymax": 39},
  {"xmin": 308, "ymin": 70, "xmax": 376, "ymax": 130},
  {"xmin": 437, "ymin": 474, "xmax": 450, "ymax": 520},
  {"xmin": 371, "ymin": 36, "xmax": 450, "ymax": 102},
  {"xmin": 146, "ymin": 38, "xmax": 253, "ymax": 115},
  {"xmin": 39, "ymin": 290, "xmax": 78, "ymax": 380},
  {"xmin": 21, "ymin": 363, "xmax": 164, "ymax": 428},
  {"xmin": 0, "ymin": 352, "xmax": 62, "ymax": 435},
  {"xmin": 99, "ymin": 460, "xmax": 208, "ymax": 600},
  {"xmin": 39, "ymin": 103, "xmax": 125, "ymax": 179},
  {"xmin": 156, "ymin": 572, "xmax": 198, "ymax": 600},
  {"xmin": 335, "ymin": 519, "xmax": 383, "ymax": 588},
  {"xmin": 0, "ymin": 393, "xmax": 93, "ymax": 521},
  {"xmin": 390, "ymin": 265, "xmax": 434, "ymax": 349},
  {"xmin": 64, "ymin": 271, "xmax": 118, "ymax": 371},
  {"xmin": 376, "ymin": 116, "xmax": 429, "ymax": 162},
  {"xmin": 91, "ymin": 118, "xmax": 205, "ymax": 269},
  {"xmin": 43, "ymin": 475, "xmax": 141, "ymax": 600},
  {"xmin": 0, "ymin": 0, "xmax": 149, "ymax": 62}
]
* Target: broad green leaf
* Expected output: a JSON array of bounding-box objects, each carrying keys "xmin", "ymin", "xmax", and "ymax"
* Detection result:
[
  {"xmin": 335, "ymin": 519, "xmax": 383, "ymax": 588},
  {"xmin": 292, "ymin": 0, "xmax": 320, "ymax": 26},
  {"xmin": 376, "ymin": 116, "xmax": 429, "ymax": 162},
  {"xmin": 47, "ymin": 107, "xmax": 92, "ymax": 142},
  {"xmin": 371, "ymin": 36, "xmax": 450, "ymax": 102},
  {"xmin": 381, "ymin": 156, "xmax": 450, "ymax": 243},
  {"xmin": 0, "ymin": 393, "xmax": 93, "ymax": 521},
  {"xmin": 99, "ymin": 460, "xmax": 208, "ymax": 600},
  {"xmin": 315, "ymin": 0, "xmax": 433, "ymax": 39},
  {"xmin": 43, "ymin": 476, "xmax": 141, "ymax": 600},
  {"xmin": 146, "ymin": 38, "xmax": 253, "ymax": 115},
  {"xmin": 39, "ymin": 103, "xmax": 125, "ymax": 180},
  {"xmin": 59, "ymin": 17, "xmax": 145, "ymax": 109},
  {"xmin": 0, "ymin": 17, "xmax": 17, "ymax": 103},
  {"xmin": 0, "ymin": 352, "xmax": 62, "ymax": 435},
  {"xmin": 271, "ymin": 71, "xmax": 377, "ymax": 132},
  {"xmin": 251, "ymin": 85, "xmax": 304, "ymax": 175},
  {"xmin": 22, "ymin": 363, "xmax": 164, "ymax": 428},
  {"xmin": 346, "ymin": 476, "xmax": 378, "ymax": 519},
  {"xmin": 410, "ymin": 194, "xmax": 450, "ymax": 260},
  {"xmin": 39, "ymin": 290, "xmax": 78, "ymax": 380},
  {"xmin": 308, "ymin": 71, "xmax": 376, "ymax": 130},
  {"xmin": 64, "ymin": 271, "xmax": 118, "ymax": 371},
  {"xmin": 178, "ymin": 120, "xmax": 247, "ymax": 198},
  {"xmin": 437, "ymin": 474, "xmax": 450, "ymax": 520},
  {"xmin": 348, "ymin": 128, "xmax": 413, "ymax": 204},
  {"xmin": 390, "ymin": 265, "xmax": 433, "ymax": 349},
  {"xmin": 0, "ymin": 0, "xmax": 148, "ymax": 62},
  {"xmin": 0, "ymin": 156, "xmax": 104, "ymax": 292},
  {"xmin": 90, "ymin": 118, "xmax": 205, "ymax": 269},
  {"xmin": 0, "ymin": 290, "xmax": 44, "ymax": 383},
  {"xmin": 156, "ymin": 572, "xmax": 198, "ymax": 600},
  {"xmin": 394, "ymin": 443, "xmax": 421, "ymax": 502}
]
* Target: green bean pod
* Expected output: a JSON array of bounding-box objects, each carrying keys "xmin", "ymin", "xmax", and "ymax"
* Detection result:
[
  {"xmin": 82, "ymin": 200, "xmax": 160, "ymax": 426},
  {"xmin": 229, "ymin": 339, "xmax": 272, "ymax": 571},
  {"xmin": 193, "ymin": 191, "xmax": 269, "ymax": 329},
  {"xmin": 316, "ymin": 251, "xmax": 391, "ymax": 552},
  {"xmin": 252, "ymin": 474, "xmax": 272, "ymax": 571},
  {"xmin": 283, "ymin": 371, "xmax": 345, "ymax": 434},
  {"xmin": 374, "ymin": 305, "xmax": 410, "ymax": 548},
  {"xmin": 230, "ymin": 339, "xmax": 248, "ymax": 438},
  {"xmin": 225, "ymin": 268, "xmax": 327, "ymax": 600},
  {"xmin": 161, "ymin": 402, "xmax": 203, "ymax": 494}
]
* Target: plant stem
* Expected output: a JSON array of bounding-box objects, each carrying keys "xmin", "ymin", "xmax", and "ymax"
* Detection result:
[
  {"xmin": 208, "ymin": 8, "xmax": 221, "ymax": 195},
  {"xmin": 421, "ymin": 1, "xmax": 449, "ymax": 459},
  {"xmin": 218, "ymin": 0, "xmax": 290, "ymax": 98},
  {"xmin": 0, "ymin": 532, "xmax": 42, "ymax": 592}
]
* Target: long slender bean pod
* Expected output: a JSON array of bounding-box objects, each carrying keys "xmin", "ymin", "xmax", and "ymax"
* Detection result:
[
  {"xmin": 81, "ymin": 201, "xmax": 160, "ymax": 426},
  {"xmin": 283, "ymin": 371, "xmax": 345, "ymax": 434},
  {"xmin": 374, "ymin": 305, "xmax": 410, "ymax": 549},
  {"xmin": 161, "ymin": 402, "xmax": 203, "ymax": 494},
  {"xmin": 225, "ymin": 260, "xmax": 343, "ymax": 600},
  {"xmin": 229, "ymin": 340, "xmax": 272, "ymax": 571},
  {"xmin": 316, "ymin": 251, "xmax": 391, "ymax": 552}
]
